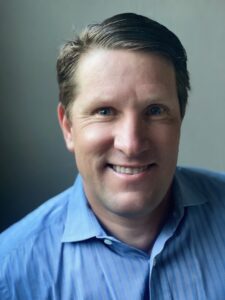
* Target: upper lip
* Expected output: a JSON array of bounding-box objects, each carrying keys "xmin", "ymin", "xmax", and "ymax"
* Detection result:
[{"xmin": 108, "ymin": 163, "xmax": 155, "ymax": 168}]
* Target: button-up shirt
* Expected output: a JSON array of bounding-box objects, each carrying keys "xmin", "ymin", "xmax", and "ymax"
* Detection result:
[{"xmin": 0, "ymin": 167, "xmax": 225, "ymax": 299}]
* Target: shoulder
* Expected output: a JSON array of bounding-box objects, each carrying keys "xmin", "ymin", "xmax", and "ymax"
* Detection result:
[
  {"xmin": 0, "ymin": 186, "xmax": 72, "ymax": 260},
  {"xmin": 175, "ymin": 166, "xmax": 225, "ymax": 204},
  {"xmin": 176, "ymin": 166, "xmax": 225, "ymax": 186}
]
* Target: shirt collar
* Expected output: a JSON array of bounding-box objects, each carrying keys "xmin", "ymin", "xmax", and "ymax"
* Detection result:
[
  {"xmin": 173, "ymin": 166, "xmax": 208, "ymax": 207},
  {"xmin": 61, "ymin": 175, "xmax": 106, "ymax": 243}
]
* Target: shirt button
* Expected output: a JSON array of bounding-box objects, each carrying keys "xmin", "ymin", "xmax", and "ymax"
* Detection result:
[{"xmin": 104, "ymin": 239, "xmax": 112, "ymax": 245}]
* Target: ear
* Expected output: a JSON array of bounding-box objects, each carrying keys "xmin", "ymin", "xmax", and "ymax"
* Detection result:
[{"xmin": 57, "ymin": 103, "xmax": 75, "ymax": 152}]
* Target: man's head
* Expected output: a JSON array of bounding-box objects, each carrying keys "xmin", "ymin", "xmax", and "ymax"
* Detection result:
[
  {"xmin": 57, "ymin": 13, "xmax": 189, "ymax": 223},
  {"xmin": 57, "ymin": 13, "xmax": 190, "ymax": 119}
]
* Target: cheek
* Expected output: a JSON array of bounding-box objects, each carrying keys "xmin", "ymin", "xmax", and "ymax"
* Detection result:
[
  {"xmin": 73, "ymin": 125, "xmax": 113, "ymax": 156},
  {"xmin": 151, "ymin": 124, "xmax": 180, "ymax": 151},
  {"xmin": 73, "ymin": 126, "xmax": 113, "ymax": 180}
]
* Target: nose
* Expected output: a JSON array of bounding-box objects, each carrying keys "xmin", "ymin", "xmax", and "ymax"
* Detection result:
[{"xmin": 114, "ymin": 114, "xmax": 149, "ymax": 157}]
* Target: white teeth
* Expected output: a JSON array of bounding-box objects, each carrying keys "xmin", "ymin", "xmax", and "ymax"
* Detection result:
[{"xmin": 112, "ymin": 165, "xmax": 148, "ymax": 174}]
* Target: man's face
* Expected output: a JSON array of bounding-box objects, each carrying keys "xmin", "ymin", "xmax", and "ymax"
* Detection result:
[{"xmin": 59, "ymin": 49, "xmax": 181, "ymax": 220}]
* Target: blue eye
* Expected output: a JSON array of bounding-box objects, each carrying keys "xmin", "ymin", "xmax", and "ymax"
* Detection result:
[
  {"xmin": 146, "ymin": 105, "xmax": 166, "ymax": 116},
  {"xmin": 97, "ymin": 107, "xmax": 113, "ymax": 116}
]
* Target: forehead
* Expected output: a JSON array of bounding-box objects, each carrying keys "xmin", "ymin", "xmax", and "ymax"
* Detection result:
[{"xmin": 75, "ymin": 49, "xmax": 177, "ymax": 101}]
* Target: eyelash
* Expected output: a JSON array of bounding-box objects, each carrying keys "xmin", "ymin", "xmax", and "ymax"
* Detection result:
[
  {"xmin": 145, "ymin": 105, "xmax": 168, "ymax": 116},
  {"xmin": 94, "ymin": 107, "xmax": 116, "ymax": 117},
  {"xmin": 96, "ymin": 107, "xmax": 114, "ymax": 116}
]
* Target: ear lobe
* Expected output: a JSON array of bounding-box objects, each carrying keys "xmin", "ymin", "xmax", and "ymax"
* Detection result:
[{"xmin": 57, "ymin": 103, "xmax": 75, "ymax": 152}]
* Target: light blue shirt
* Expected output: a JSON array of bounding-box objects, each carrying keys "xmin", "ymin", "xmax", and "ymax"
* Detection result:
[{"xmin": 0, "ymin": 167, "xmax": 225, "ymax": 300}]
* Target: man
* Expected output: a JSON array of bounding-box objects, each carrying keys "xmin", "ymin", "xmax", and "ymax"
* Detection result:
[{"xmin": 0, "ymin": 13, "xmax": 224, "ymax": 300}]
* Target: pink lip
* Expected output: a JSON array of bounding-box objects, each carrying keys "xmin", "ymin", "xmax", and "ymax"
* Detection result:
[
  {"xmin": 107, "ymin": 163, "xmax": 156, "ymax": 168},
  {"xmin": 107, "ymin": 163, "xmax": 157, "ymax": 181}
]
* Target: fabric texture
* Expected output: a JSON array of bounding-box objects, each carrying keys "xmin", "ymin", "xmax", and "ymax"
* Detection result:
[{"xmin": 0, "ymin": 167, "xmax": 225, "ymax": 300}]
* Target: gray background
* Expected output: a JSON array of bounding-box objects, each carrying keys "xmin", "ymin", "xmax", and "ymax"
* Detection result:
[{"xmin": 1, "ymin": 0, "xmax": 225, "ymax": 231}]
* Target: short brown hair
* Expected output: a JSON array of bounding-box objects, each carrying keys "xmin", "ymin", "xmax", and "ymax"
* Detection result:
[{"xmin": 57, "ymin": 13, "xmax": 190, "ymax": 118}]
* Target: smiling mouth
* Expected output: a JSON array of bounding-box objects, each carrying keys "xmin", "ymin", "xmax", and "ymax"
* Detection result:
[{"xmin": 108, "ymin": 164, "xmax": 155, "ymax": 175}]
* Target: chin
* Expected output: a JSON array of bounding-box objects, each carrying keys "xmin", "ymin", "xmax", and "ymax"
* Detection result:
[{"xmin": 104, "ymin": 192, "xmax": 159, "ymax": 217}]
